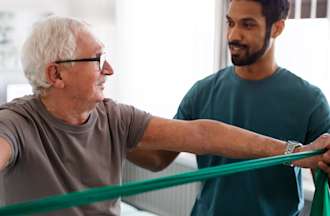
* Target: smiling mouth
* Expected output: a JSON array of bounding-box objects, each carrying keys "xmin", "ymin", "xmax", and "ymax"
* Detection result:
[
  {"xmin": 230, "ymin": 44, "xmax": 245, "ymax": 50},
  {"xmin": 230, "ymin": 45, "xmax": 248, "ymax": 55},
  {"xmin": 229, "ymin": 47, "xmax": 241, "ymax": 55}
]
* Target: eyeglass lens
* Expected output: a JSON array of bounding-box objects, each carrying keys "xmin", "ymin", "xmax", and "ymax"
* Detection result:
[{"xmin": 100, "ymin": 54, "xmax": 108, "ymax": 70}]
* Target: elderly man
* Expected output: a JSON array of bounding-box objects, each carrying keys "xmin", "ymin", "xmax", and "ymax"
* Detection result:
[{"xmin": 0, "ymin": 16, "xmax": 329, "ymax": 216}]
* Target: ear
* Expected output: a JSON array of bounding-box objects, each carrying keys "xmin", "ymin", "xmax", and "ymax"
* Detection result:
[
  {"xmin": 271, "ymin": 19, "xmax": 285, "ymax": 38},
  {"xmin": 45, "ymin": 63, "xmax": 65, "ymax": 89}
]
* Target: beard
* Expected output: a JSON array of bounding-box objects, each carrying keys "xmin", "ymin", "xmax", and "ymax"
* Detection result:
[{"xmin": 229, "ymin": 28, "xmax": 271, "ymax": 66}]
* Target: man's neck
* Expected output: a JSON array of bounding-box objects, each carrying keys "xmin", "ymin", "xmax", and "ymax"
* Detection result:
[
  {"xmin": 234, "ymin": 62, "xmax": 278, "ymax": 80},
  {"xmin": 40, "ymin": 92, "xmax": 94, "ymax": 125}
]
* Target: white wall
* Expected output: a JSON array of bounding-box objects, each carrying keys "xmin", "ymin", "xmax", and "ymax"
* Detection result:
[
  {"xmin": 110, "ymin": 0, "xmax": 216, "ymax": 117},
  {"xmin": 276, "ymin": 18, "xmax": 330, "ymax": 99}
]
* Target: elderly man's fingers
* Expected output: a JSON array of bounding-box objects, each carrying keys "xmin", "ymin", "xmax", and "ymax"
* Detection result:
[
  {"xmin": 318, "ymin": 161, "xmax": 330, "ymax": 178},
  {"xmin": 307, "ymin": 134, "xmax": 330, "ymax": 151},
  {"xmin": 322, "ymin": 150, "xmax": 330, "ymax": 163}
]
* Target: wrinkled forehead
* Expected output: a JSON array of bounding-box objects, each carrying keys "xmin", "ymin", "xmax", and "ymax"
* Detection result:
[
  {"xmin": 227, "ymin": 0, "xmax": 265, "ymax": 21},
  {"xmin": 74, "ymin": 27, "xmax": 105, "ymax": 56}
]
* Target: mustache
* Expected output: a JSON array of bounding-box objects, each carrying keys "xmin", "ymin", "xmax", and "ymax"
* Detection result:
[{"xmin": 228, "ymin": 41, "xmax": 248, "ymax": 49}]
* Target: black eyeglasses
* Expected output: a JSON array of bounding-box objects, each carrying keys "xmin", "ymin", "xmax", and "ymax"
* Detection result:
[{"xmin": 55, "ymin": 53, "xmax": 108, "ymax": 71}]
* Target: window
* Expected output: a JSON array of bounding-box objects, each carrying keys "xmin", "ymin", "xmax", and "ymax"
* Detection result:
[{"xmin": 289, "ymin": 0, "xmax": 328, "ymax": 19}]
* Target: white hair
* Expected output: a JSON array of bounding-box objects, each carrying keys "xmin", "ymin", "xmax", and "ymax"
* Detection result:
[{"xmin": 21, "ymin": 15, "xmax": 88, "ymax": 95}]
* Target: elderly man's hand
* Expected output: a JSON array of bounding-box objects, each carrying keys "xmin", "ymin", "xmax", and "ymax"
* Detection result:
[
  {"xmin": 293, "ymin": 134, "xmax": 330, "ymax": 170},
  {"xmin": 318, "ymin": 143, "xmax": 330, "ymax": 179}
]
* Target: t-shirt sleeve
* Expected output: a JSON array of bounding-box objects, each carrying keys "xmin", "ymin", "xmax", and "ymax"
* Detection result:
[
  {"xmin": 122, "ymin": 105, "xmax": 152, "ymax": 149},
  {"xmin": 107, "ymin": 100, "xmax": 152, "ymax": 150},
  {"xmin": 305, "ymin": 90, "xmax": 330, "ymax": 143},
  {"xmin": 174, "ymin": 81, "xmax": 200, "ymax": 120},
  {"xmin": 0, "ymin": 110, "xmax": 21, "ymax": 169}
]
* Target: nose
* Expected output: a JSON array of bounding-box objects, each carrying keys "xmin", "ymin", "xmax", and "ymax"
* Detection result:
[
  {"xmin": 227, "ymin": 25, "xmax": 242, "ymax": 42},
  {"xmin": 101, "ymin": 61, "xmax": 114, "ymax": 76}
]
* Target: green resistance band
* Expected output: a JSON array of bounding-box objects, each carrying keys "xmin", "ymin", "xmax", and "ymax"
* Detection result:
[
  {"xmin": 0, "ymin": 149, "xmax": 327, "ymax": 215},
  {"xmin": 310, "ymin": 169, "xmax": 330, "ymax": 216}
]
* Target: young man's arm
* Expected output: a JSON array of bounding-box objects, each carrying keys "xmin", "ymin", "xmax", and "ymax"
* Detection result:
[
  {"xmin": 138, "ymin": 117, "xmax": 330, "ymax": 169},
  {"xmin": 0, "ymin": 137, "xmax": 12, "ymax": 171}
]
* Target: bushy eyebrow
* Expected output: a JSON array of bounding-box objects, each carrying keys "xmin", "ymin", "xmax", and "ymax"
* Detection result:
[
  {"xmin": 94, "ymin": 46, "xmax": 105, "ymax": 57},
  {"xmin": 226, "ymin": 15, "xmax": 257, "ymax": 23},
  {"xmin": 240, "ymin": 18, "xmax": 257, "ymax": 23}
]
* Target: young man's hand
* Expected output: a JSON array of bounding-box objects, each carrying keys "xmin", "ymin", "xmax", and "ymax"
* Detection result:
[{"xmin": 293, "ymin": 134, "xmax": 330, "ymax": 173}]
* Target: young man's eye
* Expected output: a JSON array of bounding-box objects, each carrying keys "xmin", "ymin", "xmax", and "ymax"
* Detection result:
[
  {"xmin": 243, "ymin": 22, "xmax": 256, "ymax": 29},
  {"xmin": 226, "ymin": 20, "xmax": 234, "ymax": 28}
]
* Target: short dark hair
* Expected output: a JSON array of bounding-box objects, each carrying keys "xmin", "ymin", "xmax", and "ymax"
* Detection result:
[{"xmin": 253, "ymin": 0, "xmax": 290, "ymax": 27}]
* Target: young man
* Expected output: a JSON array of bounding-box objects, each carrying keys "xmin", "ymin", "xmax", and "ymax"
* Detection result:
[{"xmin": 130, "ymin": 0, "xmax": 330, "ymax": 215}]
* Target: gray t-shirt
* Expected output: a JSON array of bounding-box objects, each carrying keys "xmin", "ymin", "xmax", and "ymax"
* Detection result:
[{"xmin": 0, "ymin": 95, "xmax": 152, "ymax": 215}]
